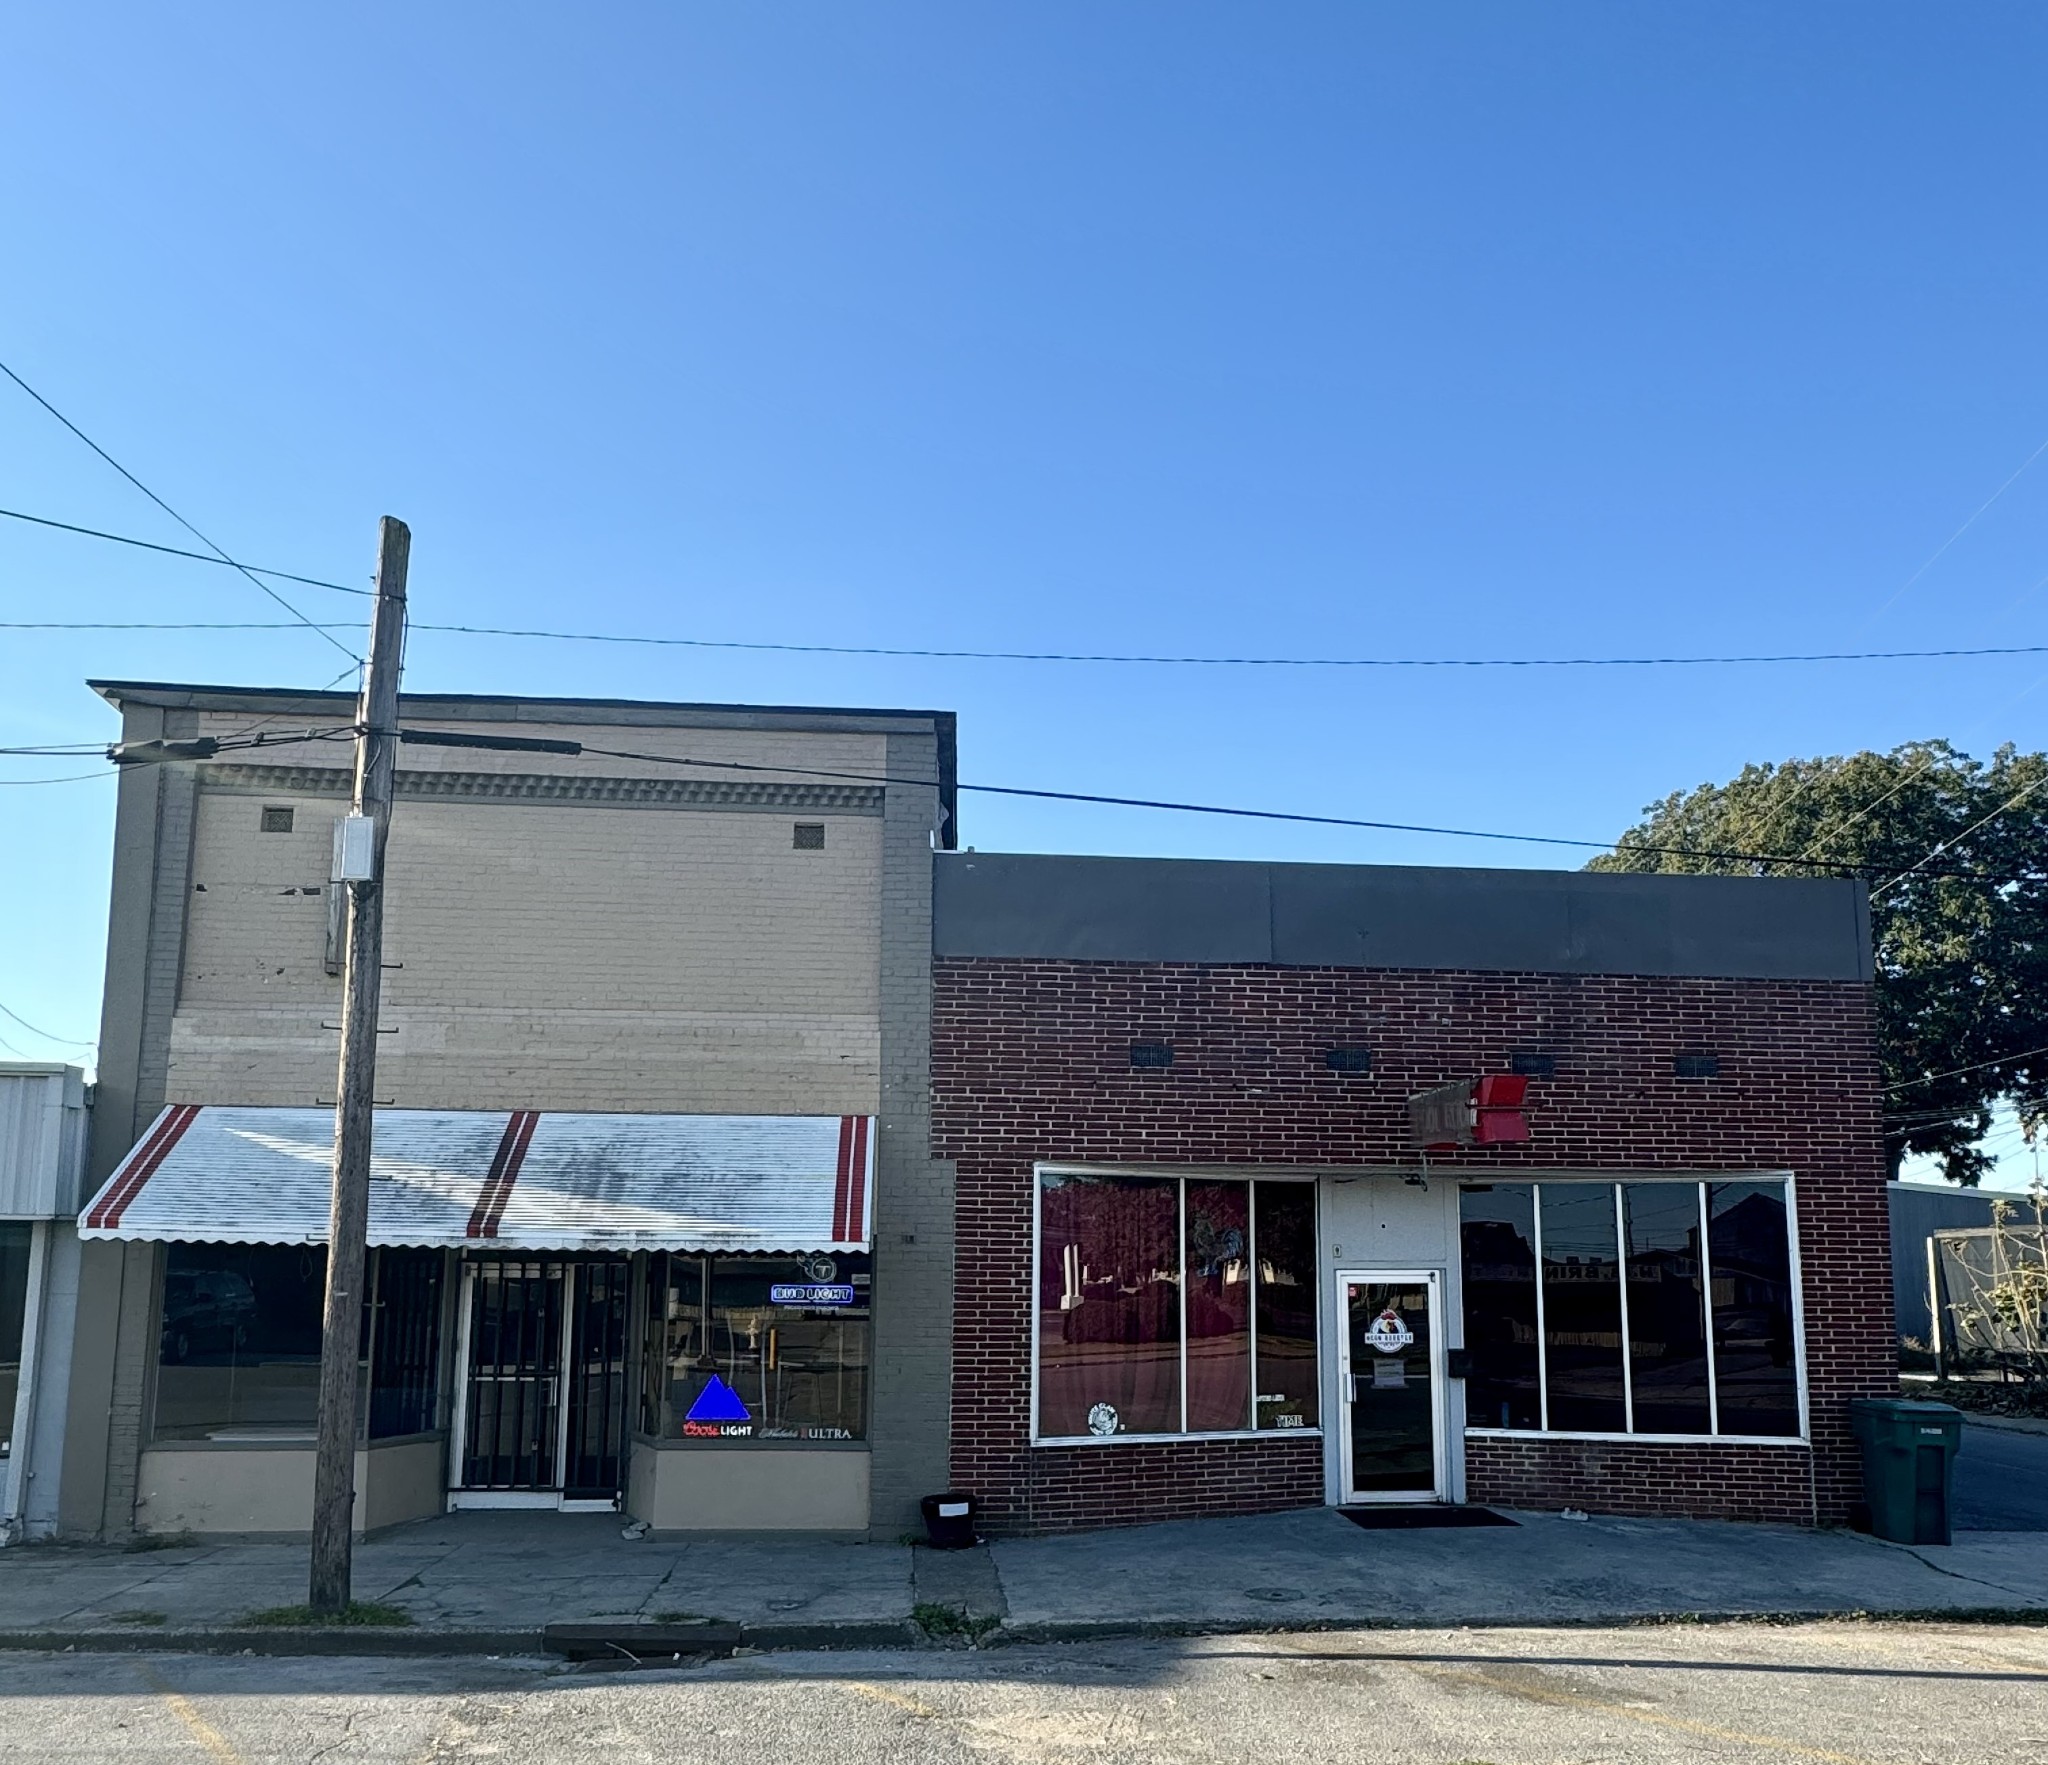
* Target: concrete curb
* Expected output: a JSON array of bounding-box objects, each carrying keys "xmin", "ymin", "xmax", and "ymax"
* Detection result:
[
  {"xmin": 2, "ymin": 1606, "xmax": 2044, "ymax": 1658},
  {"xmin": 0, "ymin": 1629, "xmax": 543, "ymax": 1657},
  {"xmin": 988, "ymin": 1605, "xmax": 2048, "ymax": 1645}
]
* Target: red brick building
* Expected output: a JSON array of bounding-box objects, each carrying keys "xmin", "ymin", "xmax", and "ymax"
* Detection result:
[{"xmin": 932, "ymin": 854, "xmax": 1890, "ymax": 1534}]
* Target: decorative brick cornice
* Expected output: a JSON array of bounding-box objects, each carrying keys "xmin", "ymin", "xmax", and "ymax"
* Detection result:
[{"xmin": 199, "ymin": 763, "xmax": 885, "ymax": 814}]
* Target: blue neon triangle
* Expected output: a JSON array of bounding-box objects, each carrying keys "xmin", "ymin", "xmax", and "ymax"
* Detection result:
[{"xmin": 685, "ymin": 1374, "xmax": 751, "ymax": 1423}]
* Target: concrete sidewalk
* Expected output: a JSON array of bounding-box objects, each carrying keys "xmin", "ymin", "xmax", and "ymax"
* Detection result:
[{"xmin": 0, "ymin": 1506, "xmax": 2042, "ymax": 1655}]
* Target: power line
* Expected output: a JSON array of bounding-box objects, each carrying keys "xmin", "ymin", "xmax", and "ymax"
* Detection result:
[
  {"xmin": 550, "ymin": 741, "xmax": 2024, "ymax": 877},
  {"xmin": 12, "ymin": 616, "xmax": 2048, "ymax": 672},
  {"xmin": 39, "ymin": 721, "xmax": 2044, "ymax": 877},
  {"xmin": 399, "ymin": 627, "xmax": 2048, "ymax": 670},
  {"xmin": 0, "ymin": 360, "xmax": 361, "ymax": 663},
  {"xmin": 1872, "ymin": 771, "xmax": 2048, "ymax": 900},
  {"xmin": 1885, "ymin": 1042, "xmax": 2048, "ymax": 1093},
  {"xmin": 0, "ymin": 1002, "xmax": 95, "ymax": 1047},
  {"xmin": 14, "ymin": 500, "xmax": 2048, "ymax": 670},
  {"xmin": 0, "ymin": 507, "xmax": 369, "ymax": 595},
  {"xmin": 0, "ymin": 770, "xmax": 115, "ymax": 786}
]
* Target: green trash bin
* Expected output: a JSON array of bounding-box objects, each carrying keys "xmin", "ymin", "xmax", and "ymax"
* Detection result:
[{"xmin": 1849, "ymin": 1398, "xmax": 1963, "ymax": 1545}]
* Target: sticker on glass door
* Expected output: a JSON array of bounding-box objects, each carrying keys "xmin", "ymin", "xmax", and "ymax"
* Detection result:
[{"xmin": 1338, "ymin": 1273, "xmax": 1443, "ymax": 1502}]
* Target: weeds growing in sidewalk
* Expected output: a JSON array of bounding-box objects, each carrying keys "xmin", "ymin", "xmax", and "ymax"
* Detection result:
[
  {"xmin": 913, "ymin": 1601, "xmax": 1000, "ymax": 1643},
  {"xmin": 123, "ymin": 1532, "xmax": 197, "ymax": 1553},
  {"xmin": 246, "ymin": 1602, "xmax": 414, "ymax": 1628}
]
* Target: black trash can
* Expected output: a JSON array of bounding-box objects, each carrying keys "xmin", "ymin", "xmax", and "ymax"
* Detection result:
[
  {"xmin": 920, "ymin": 1491, "xmax": 978, "ymax": 1549},
  {"xmin": 1849, "ymin": 1398, "xmax": 1964, "ymax": 1545}
]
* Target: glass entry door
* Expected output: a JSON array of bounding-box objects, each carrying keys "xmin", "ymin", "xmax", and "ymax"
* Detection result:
[
  {"xmin": 451, "ymin": 1258, "xmax": 630, "ymax": 1509},
  {"xmin": 1337, "ymin": 1271, "xmax": 1444, "ymax": 1503}
]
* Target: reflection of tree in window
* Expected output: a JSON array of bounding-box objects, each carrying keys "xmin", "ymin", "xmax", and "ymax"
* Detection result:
[{"xmin": 1185, "ymin": 1183, "xmax": 1250, "ymax": 1431}]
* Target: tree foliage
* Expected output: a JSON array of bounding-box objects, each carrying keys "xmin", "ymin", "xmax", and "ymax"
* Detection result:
[{"xmin": 1591, "ymin": 741, "xmax": 2048, "ymax": 1184}]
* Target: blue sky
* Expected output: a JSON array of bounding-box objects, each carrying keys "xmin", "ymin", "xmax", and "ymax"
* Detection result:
[{"xmin": 5, "ymin": 5, "xmax": 2048, "ymax": 1183}]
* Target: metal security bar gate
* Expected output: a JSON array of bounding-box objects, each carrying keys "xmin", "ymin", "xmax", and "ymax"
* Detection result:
[{"xmin": 450, "ymin": 1257, "xmax": 630, "ymax": 1509}]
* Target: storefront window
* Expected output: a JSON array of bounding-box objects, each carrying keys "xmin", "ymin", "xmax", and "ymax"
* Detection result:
[
  {"xmin": 1708, "ymin": 1183, "xmax": 1801, "ymax": 1438},
  {"xmin": 0, "ymin": 1225, "xmax": 30, "ymax": 1457},
  {"xmin": 1458, "ymin": 1186, "xmax": 1541, "ymax": 1430},
  {"xmin": 1459, "ymin": 1179, "xmax": 1802, "ymax": 1440},
  {"xmin": 368, "ymin": 1249, "xmax": 445, "ymax": 1439},
  {"xmin": 1624, "ymin": 1183, "xmax": 1713, "ymax": 1435},
  {"xmin": 1541, "ymin": 1183, "xmax": 1626, "ymax": 1433},
  {"xmin": 1184, "ymin": 1183, "xmax": 1250, "ymax": 1432},
  {"xmin": 153, "ymin": 1243, "xmax": 328, "ymax": 1442},
  {"xmin": 1252, "ymin": 1182, "xmax": 1319, "ymax": 1431},
  {"xmin": 152, "ymin": 1245, "xmax": 438, "ymax": 1444},
  {"xmin": 1034, "ymin": 1172, "xmax": 1319, "ymax": 1441},
  {"xmin": 640, "ymin": 1253, "xmax": 870, "ymax": 1442}
]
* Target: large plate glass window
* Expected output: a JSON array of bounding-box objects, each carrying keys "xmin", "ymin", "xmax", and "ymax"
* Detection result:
[
  {"xmin": 640, "ymin": 1253, "xmax": 872, "ymax": 1442},
  {"xmin": 1458, "ymin": 1179, "xmax": 1802, "ymax": 1440},
  {"xmin": 152, "ymin": 1245, "xmax": 445, "ymax": 1444},
  {"xmin": 1458, "ymin": 1186, "xmax": 1540, "ymax": 1430},
  {"xmin": 0, "ymin": 1225, "xmax": 30, "ymax": 1459},
  {"xmin": 1034, "ymin": 1171, "xmax": 1319, "ymax": 1442},
  {"xmin": 152, "ymin": 1243, "xmax": 329, "ymax": 1442}
]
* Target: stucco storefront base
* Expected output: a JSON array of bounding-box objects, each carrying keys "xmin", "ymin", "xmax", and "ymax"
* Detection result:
[
  {"xmin": 626, "ymin": 1441, "xmax": 870, "ymax": 1531},
  {"xmin": 133, "ymin": 1436, "xmax": 446, "ymax": 1538}
]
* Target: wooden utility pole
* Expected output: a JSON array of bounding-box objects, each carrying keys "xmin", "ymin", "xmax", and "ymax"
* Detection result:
[{"xmin": 308, "ymin": 516, "xmax": 409, "ymax": 1615}]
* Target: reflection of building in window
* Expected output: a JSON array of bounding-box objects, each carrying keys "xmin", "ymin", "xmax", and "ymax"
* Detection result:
[
  {"xmin": 1033, "ymin": 1173, "xmax": 1318, "ymax": 1441},
  {"xmin": 640, "ymin": 1253, "xmax": 871, "ymax": 1442},
  {"xmin": 0, "ymin": 1225, "xmax": 30, "ymax": 1458},
  {"xmin": 154, "ymin": 1243, "xmax": 326, "ymax": 1442},
  {"xmin": 1459, "ymin": 1180, "xmax": 1800, "ymax": 1440},
  {"xmin": 152, "ymin": 1243, "xmax": 443, "ymax": 1443}
]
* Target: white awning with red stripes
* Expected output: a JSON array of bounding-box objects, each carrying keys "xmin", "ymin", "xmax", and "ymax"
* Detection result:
[{"xmin": 78, "ymin": 1106, "xmax": 874, "ymax": 1252}]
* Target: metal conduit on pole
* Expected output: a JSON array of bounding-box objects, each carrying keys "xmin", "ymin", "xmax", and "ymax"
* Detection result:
[{"xmin": 308, "ymin": 516, "xmax": 409, "ymax": 1615}]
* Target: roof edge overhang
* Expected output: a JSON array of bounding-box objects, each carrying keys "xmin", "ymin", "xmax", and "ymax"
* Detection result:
[{"xmin": 89, "ymin": 681, "xmax": 958, "ymax": 849}]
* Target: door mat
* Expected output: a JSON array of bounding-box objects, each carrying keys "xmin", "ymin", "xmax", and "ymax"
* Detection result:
[{"xmin": 1340, "ymin": 1505, "xmax": 1518, "ymax": 1530}]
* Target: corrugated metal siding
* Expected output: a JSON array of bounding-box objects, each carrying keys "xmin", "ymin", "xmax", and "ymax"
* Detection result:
[
  {"xmin": 77, "ymin": 1105, "xmax": 873, "ymax": 1251},
  {"xmin": 0, "ymin": 1066, "xmax": 90, "ymax": 1218}
]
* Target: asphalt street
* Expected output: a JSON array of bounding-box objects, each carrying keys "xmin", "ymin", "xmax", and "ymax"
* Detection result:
[
  {"xmin": 1954, "ymin": 1423, "xmax": 2048, "ymax": 1531},
  {"xmin": 0, "ymin": 1622, "xmax": 2043, "ymax": 1765}
]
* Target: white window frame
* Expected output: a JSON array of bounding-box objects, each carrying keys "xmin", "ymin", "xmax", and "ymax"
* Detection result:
[
  {"xmin": 1461, "ymin": 1171, "xmax": 1811, "ymax": 1448},
  {"xmin": 1030, "ymin": 1163, "xmax": 1323, "ymax": 1448}
]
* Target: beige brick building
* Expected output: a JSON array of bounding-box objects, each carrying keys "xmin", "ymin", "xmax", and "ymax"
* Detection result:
[{"xmin": 63, "ymin": 682, "xmax": 957, "ymax": 1540}]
